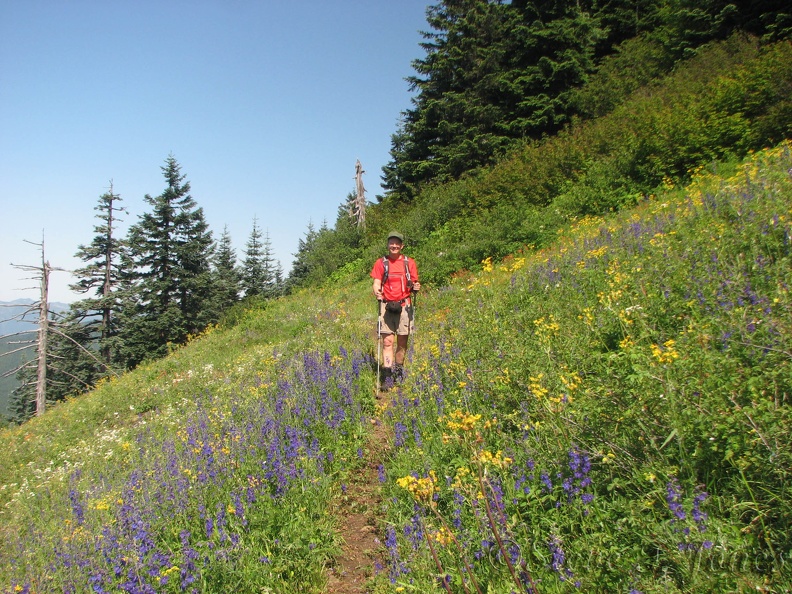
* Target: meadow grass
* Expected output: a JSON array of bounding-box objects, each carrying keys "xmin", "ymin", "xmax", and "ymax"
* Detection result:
[
  {"xmin": 2, "ymin": 143, "xmax": 792, "ymax": 592},
  {"xmin": 371, "ymin": 143, "xmax": 792, "ymax": 593},
  {"xmin": 0, "ymin": 284, "xmax": 377, "ymax": 593}
]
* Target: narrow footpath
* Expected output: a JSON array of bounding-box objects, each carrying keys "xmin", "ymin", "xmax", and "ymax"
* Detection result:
[{"xmin": 325, "ymin": 387, "xmax": 392, "ymax": 594}]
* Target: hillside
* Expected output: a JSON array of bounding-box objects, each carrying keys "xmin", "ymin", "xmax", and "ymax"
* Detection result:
[
  {"xmin": 1, "ymin": 143, "xmax": 790, "ymax": 592},
  {"xmin": 0, "ymin": 301, "xmax": 70, "ymax": 420}
]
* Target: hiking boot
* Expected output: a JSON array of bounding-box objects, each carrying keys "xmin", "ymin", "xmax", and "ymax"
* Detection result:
[
  {"xmin": 380, "ymin": 367, "xmax": 394, "ymax": 390},
  {"xmin": 393, "ymin": 364, "xmax": 406, "ymax": 383}
]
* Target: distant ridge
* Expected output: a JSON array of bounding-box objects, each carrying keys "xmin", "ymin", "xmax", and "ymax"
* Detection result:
[{"xmin": 0, "ymin": 300, "xmax": 71, "ymax": 419}]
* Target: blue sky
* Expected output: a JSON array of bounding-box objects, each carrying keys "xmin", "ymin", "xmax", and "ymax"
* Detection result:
[{"xmin": 0, "ymin": 1, "xmax": 430, "ymax": 303}]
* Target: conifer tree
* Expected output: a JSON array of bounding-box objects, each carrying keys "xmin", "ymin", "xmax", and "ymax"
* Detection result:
[
  {"xmin": 211, "ymin": 225, "xmax": 241, "ymax": 312},
  {"xmin": 259, "ymin": 229, "xmax": 281, "ymax": 298},
  {"xmin": 34, "ymin": 312, "xmax": 103, "ymax": 403},
  {"xmin": 286, "ymin": 221, "xmax": 319, "ymax": 291},
  {"xmin": 383, "ymin": 0, "xmax": 603, "ymax": 200},
  {"xmin": 117, "ymin": 155, "xmax": 215, "ymax": 368},
  {"xmin": 241, "ymin": 217, "xmax": 267, "ymax": 298},
  {"xmin": 10, "ymin": 185, "xmax": 128, "ymax": 415},
  {"xmin": 69, "ymin": 182, "xmax": 126, "ymax": 367},
  {"xmin": 273, "ymin": 260, "xmax": 285, "ymax": 295}
]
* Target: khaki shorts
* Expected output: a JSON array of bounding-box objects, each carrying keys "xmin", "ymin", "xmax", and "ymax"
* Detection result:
[{"xmin": 378, "ymin": 301, "xmax": 414, "ymax": 336}]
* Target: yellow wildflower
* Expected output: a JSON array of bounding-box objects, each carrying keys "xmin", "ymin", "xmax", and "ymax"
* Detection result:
[
  {"xmin": 396, "ymin": 471, "xmax": 438, "ymax": 504},
  {"xmin": 444, "ymin": 409, "xmax": 482, "ymax": 432},
  {"xmin": 476, "ymin": 450, "xmax": 513, "ymax": 469},
  {"xmin": 651, "ymin": 339, "xmax": 679, "ymax": 364},
  {"xmin": 433, "ymin": 526, "xmax": 454, "ymax": 546}
]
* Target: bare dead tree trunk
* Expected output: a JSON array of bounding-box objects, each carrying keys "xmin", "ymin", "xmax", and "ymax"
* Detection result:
[
  {"xmin": 36, "ymin": 259, "xmax": 51, "ymax": 415},
  {"xmin": 11, "ymin": 236, "xmax": 65, "ymax": 417},
  {"xmin": 354, "ymin": 159, "xmax": 367, "ymax": 229}
]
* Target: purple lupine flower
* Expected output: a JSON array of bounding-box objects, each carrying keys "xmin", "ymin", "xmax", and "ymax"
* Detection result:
[
  {"xmin": 233, "ymin": 491, "xmax": 246, "ymax": 526},
  {"xmin": 489, "ymin": 477, "xmax": 506, "ymax": 524},
  {"xmin": 394, "ymin": 422, "xmax": 407, "ymax": 448},
  {"xmin": 406, "ymin": 509, "xmax": 424, "ymax": 550},
  {"xmin": 666, "ymin": 479, "xmax": 686, "ymax": 522},
  {"xmin": 385, "ymin": 525, "xmax": 409, "ymax": 584},
  {"xmin": 411, "ymin": 419, "xmax": 423, "ymax": 447},
  {"xmin": 692, "ymin": 488, "xmax": 708, "ymax": 534},
  {"xmin": 68, "ymin": 489, "xmax": 85, "ymax": 526},
  {"xmin": 179, "ymin": 530, "xmax": 200, "ymax": 590},
  {"xmin": 548, "ymin": 535, "xmax": 573, "ymax": 582},
  {"xmin": 452, "ymin": 491, "xmax": 464, "ymax": 529}
]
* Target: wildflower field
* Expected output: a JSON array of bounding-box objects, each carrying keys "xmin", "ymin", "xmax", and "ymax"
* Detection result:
[
  {"xmin": 375, "ymin": 143, "xmax": 792, "ymax": 593},
  {"xmin": 2, "ymin": 143, "xmax": 792, "ymax": 592}
]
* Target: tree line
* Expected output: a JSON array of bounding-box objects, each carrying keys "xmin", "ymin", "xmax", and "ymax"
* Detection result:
[
  {"xmin": 381, "ymin": 0, "xmax": 791, "ymax": 201},
  {"xmin": 7, "ymin": 155, "xmax": 365, "ymax": 422}
]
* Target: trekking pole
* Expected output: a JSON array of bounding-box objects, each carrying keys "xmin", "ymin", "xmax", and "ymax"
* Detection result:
[
  {"xmin": 411, "ymin": 288, "xmax": 418, "ymax": 330},
  {"xmin": 375, "ymin": 300, "xmax": 382, "ymax": 395}
]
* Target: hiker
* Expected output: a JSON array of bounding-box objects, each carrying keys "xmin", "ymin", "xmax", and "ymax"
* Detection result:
[{"xmin": 371, "ymin": 231, "xmax": 421, "ymax": 386}]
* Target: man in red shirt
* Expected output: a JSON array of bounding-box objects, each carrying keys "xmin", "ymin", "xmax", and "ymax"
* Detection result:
[{"xmin": 371, "ymin": 231, "xmax": 421, "ymax": 386}]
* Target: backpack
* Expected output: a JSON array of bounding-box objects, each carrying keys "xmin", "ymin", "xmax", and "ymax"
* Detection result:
[{"xmin": 382, "ymin": 255, "xmax": 411, "ymax": 286}]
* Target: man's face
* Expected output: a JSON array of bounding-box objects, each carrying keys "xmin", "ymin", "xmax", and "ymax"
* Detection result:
[{"xmin": 388, "ymin": 238, "xmax": 403, "ymax": 254}]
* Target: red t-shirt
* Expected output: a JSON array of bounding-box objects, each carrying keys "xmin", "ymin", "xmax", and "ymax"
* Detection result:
[{"xmin": 371, "ymin": 255, "xmax": 419, "ymax": 302}]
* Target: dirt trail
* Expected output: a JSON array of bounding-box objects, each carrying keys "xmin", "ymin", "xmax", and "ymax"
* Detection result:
[{"xmin": 325, "ymin": 388, "xmax": 392, "ymax": 593}]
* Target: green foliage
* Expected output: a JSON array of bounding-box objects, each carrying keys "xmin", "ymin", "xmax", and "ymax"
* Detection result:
[
  {"xmin": 382, "ymin": 0, "xmax": 791, "ymax": 201},
  {"xmin": 210, "ymin": 225, "xmax": 242, "ymax": 312},
  {"xmin": 240, "ymin": 217, "xmax": 282, "ymax": 299},
  {"xmin": 117, "ymin": 155, "xmax": 217, "ymax": 368},
  {"xmin": 370, "ymin": 36, "xmax": 792, "ymax": 292},
  {"xmin": 372, "ymin": 144, "xmax": 792, "ymax": 592},
  {"xmin": 570, "ymin": 34, "xmax": 676, "ymax": 118},
  {"xmin": 286, "ymin": 198, "xmax": 366, "ymax": 291},
  {"xmin": 384, "ymin": 0, "xmax": 604, "ymax": 199}
]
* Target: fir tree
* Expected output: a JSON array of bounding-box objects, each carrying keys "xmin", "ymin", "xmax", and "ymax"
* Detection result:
[
  {"xmin": 69, "ymin": 181, "xmax": 126, "ymax": 368},
  {"xmin": 241, "ymin": 217, "xmax": 267, "ymax": 298},
  {"xmin": 260, "ymin": 229, "xmax": 280, "ymax": 298},
  {"xmin": 211, "ymin": 225, "xmax": 241, "ymax": 312},
  {"xmin": 286, "ymin": 221, "xmax": 319, "ymax": 291},
  {"xmin": 383, "ymin": 0, "xmax": 604, "ymax": 200},
  {"xmin": 117, "ymin": 155, "xmax": 215, "ymax": 368}
]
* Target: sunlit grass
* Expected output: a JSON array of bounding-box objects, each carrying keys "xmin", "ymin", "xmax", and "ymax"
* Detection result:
[
  {"xmin": 2, "ymin": 143, "xmax": 792, "ymax": 592},
  {"xmin": 371, "ymin": 142, "xmax": 792, "ymax": 593}
]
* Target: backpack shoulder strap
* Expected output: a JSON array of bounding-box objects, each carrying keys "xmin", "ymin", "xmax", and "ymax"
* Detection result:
[
  {"xmin": 382, "ymin": 256, "xmax": 389, "ymax": 283},
  {"xmin": 403, "ymin": 255, "xmax": 411, "ymax": 283}
]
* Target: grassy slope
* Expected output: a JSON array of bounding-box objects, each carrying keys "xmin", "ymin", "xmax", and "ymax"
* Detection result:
[
  {"xmin": 1, "ymin": 144, "xmax": 791, "ymax": 592},
  {"xmin": 373, "ymin": 146, "xmax": 792, "ymax": 592},
  {"xmin": 0, "ymin": 284, "xmax": 378, "ymax": 592},
  {"xmin": 2, "ymin": 35, "xmax": 792, "ymax": 593}
]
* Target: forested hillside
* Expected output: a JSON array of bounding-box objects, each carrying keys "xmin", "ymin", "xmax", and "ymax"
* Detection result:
[{"xmin": 0, "ymin": 301, "xmax": 69, "ymax": 421}]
